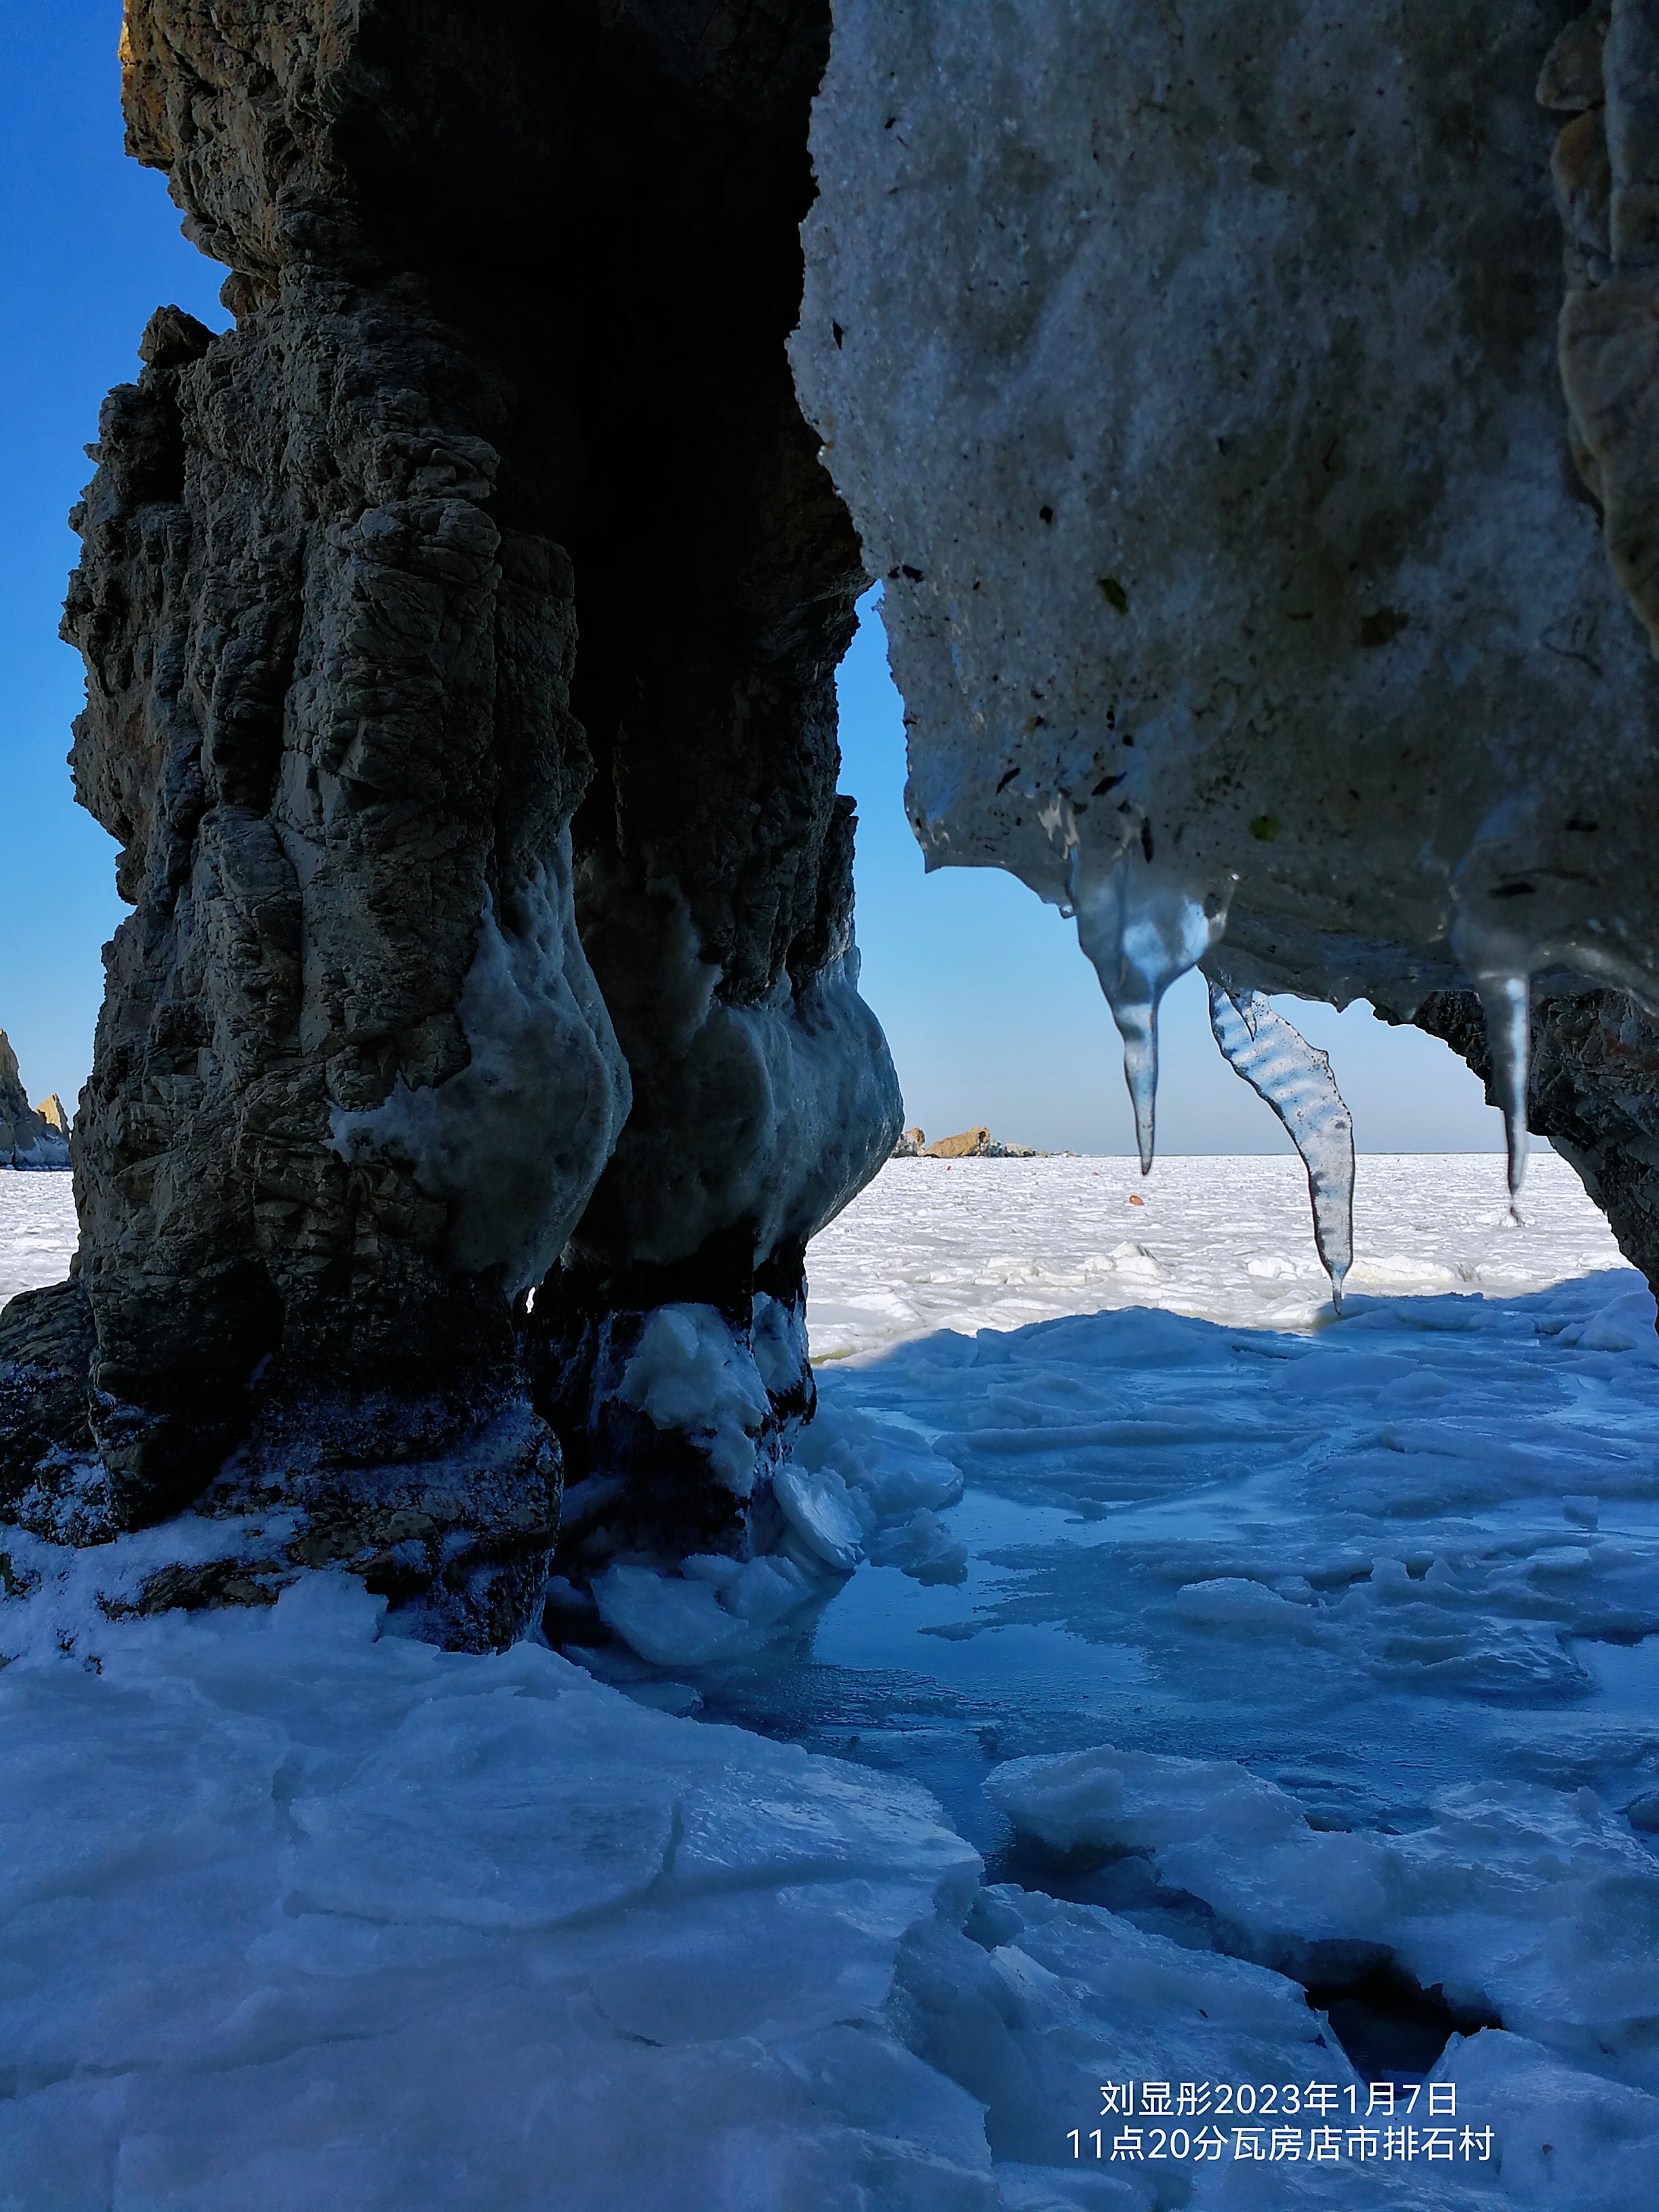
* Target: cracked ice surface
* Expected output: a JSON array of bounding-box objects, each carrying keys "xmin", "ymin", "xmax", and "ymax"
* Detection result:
[{"xmin": 9, "ymin": 1159, "xmax": 1659, "ymax": 2201}]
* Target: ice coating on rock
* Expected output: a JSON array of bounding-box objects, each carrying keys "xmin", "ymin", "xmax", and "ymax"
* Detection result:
[
  {"xmin": 1207, "ymin": 982, "xmax": 1354, "ymax": 1310},
  {"xmin": 1073, "ymin": 849, "xmax": 1229, "ymax": 1173}
]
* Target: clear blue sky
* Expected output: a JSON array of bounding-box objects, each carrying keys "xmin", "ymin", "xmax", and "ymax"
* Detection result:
[
  {"xmin": 1, "ymin": 3, "xmax": 226, "ymax": 1113},
  {"xmin": 1, "ymin": 9, "xmax": 1511, "ymax": 1160}
]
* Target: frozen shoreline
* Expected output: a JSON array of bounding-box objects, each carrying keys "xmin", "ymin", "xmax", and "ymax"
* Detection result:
[{"xmin": 5, "ymin": 1158, "xmax": 1659, "ymax": 2205}]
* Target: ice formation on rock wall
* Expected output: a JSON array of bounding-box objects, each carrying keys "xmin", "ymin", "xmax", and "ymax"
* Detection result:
[
  {"xmin": 1206, "ymin": 983, "xmax": 1354, "ymax": 1309},
  {"xmin": 327, "ymin": 839, "xmax": 630, "ymax": 1295},
  {"xmin": 617, "ymin": 1304, "xmax": 773, "ymax": 1496},
  {"xmin": 792, "ymin": 0, "xmax": 1659, "ymax": 1225}
]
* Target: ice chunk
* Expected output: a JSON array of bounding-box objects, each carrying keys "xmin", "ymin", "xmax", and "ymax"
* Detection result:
[
  {"xmin": 866, "ymin": 1508, "xmax": 969, "ymax": 1586},
  {"xmin": 1561, "ymin": 1289, "xmax": 1659, "ymax": 1359},
  {"xmin": 891, "ymin": 1883, "xmax": 1340, "ymax": 2173},
  {"xmin": 1206, "ymin": 981, "xmax": 1355, "ymax": 1308},
  {"xmin": 750, "ymin": 1290, "xmax": 806, "ymax": 1396},
  {"xmin": 773, "ymin": 1462, "xmax": 865, "ymax": 1571},
  {"xmin": 591, "ymin": 1563, "xmax": 771, "ymax": 1666},
  {"xmin": 617, "ymin": 1303, "xmax": 771, "ymax": 1494},
  {"xmin": 1434, "ymin": 2032, "xmax": 1659, "ymax": 2212},
  {"xmin": 989, "ymin": 1742, "xmax": 1659, "ymax": 2067},
  {"xmin": 0, "ymin": 1572, "xmax": 991, "ymax": 2203}
]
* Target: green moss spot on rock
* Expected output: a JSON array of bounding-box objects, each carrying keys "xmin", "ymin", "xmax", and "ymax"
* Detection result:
[
  {"xmin": 1250, "ymin": 813, "xmax": 1281, "ymax": 842},
  {"xmin": 1098, "ymin": 576, "xmax": 1128, "ymax": 615}
]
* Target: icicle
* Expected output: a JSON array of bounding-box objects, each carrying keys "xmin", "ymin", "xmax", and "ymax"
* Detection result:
[
  {"xmin": 1478, "ymin": 972, "xmax": 1530, "ymax": 1216},
  {"xmin": 1208, "ymin": 981, "xmax": 1355, "ymax": 1312},
  {"xmin": 1450, "ymin": 913, "xmax": 1533, "ymax": 1219},
  {"xmin": 1071, "ymin": 845, "xmax": 1230, "ymax": 1173}
]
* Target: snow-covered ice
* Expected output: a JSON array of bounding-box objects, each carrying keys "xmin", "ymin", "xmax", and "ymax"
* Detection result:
[
  {"xmin": 7, "ymin": 1153, "xmax": 1659, "ymax": 2205},
  {"xmin": 803, "ymin": 1152, "xmax": 1622, "ymax": 1359},
  {"xmin": 0, "ymin": 1168, "xmax": 76, "ymax": 1309}
]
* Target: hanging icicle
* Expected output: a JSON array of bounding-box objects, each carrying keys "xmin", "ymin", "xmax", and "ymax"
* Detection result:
[
  {"xmin": 1208, "ymin": 981, "xmax": 1355, "ymax": 1311},
  {"xmin": 1072, "ymin": 844, "xmax": 1230, "ymax": 1174},
  {"xmin": 1450, "ymin": 912, "xmax": 1534, "ymax": 1219}
]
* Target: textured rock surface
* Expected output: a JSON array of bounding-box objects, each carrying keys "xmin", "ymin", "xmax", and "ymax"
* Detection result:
[
  {"xmin": 0, "ymin": 1, "xmax": 897, "ymax": 1635},
  {"xmin": 1546, "ymin": 4, "xmax": 1659, "ymax": 655},
  {"xmin": 1408, "ymin": 985, "xmax": 1659, "ymax": 1304},
  {"xmin": 793, "ymin": 1, "xmax": 1659, "ymax": 1044}
]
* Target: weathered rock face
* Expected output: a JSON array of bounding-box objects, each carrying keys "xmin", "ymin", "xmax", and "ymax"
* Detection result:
[
  {"xmin": 0, "ymin": 0, "xmax": 898, "ymax": 1640},
  {"xmin": 0, "ymin": 1031, "xmax": 70, "ymax": 1170},
  {"xmin": 1545, "ymin": 5, "xmax": 1659, "ymax": 657},
  {"xmin": 792, "ymin": 1, "xmax": 1659, "ymax": 1193}
]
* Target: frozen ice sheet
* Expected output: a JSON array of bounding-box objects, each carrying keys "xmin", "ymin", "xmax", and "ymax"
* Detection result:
[
  {"xmin": 0, "ymin": 1168, "xmax": 75, "ymax": 1307},
  {"xmin": 804, "ymin": 1153, "xmax": 1622, "ymax": 1362},
  {"xmin": 5, "ymin": 1155, "xmax": 1659, "ymax": 2202}
]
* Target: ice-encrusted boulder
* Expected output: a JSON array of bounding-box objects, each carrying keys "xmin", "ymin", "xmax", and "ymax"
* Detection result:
[
  {"xmin": 792, "ymin": 1, "xmax": 1659, "ymax": 1213},
  {"xmin": 0, "ymin": 1032, "xmax": 68, "ymax": 1171}
]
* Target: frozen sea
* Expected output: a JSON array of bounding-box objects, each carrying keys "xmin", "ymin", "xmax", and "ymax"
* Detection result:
[{"xmin": 5, "ymin": 1155, "xmax": 1659, "ymax": 2208}]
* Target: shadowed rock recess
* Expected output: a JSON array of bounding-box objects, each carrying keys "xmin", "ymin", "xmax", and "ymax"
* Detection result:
[{"xmin": 0, "ymin": 0, "xmax": 898, "ymax": 1647}]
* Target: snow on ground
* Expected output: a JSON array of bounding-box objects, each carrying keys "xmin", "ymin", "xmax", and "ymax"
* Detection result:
[
  {"xmin": 6, "ymin": 1155, "xmax": 1659, "ymax": 2206},
  {"xmin": 805, "ymin": 1151, "xmax": 1624, "ymax": 1357}
]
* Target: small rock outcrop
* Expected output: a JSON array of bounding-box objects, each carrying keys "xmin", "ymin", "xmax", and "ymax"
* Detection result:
[
  {"xmin": 922, "ymin": 1127, "xmax": 989, "ymax": 1160},
  {"xmin": 0, "ymin": 1031, "xmax": 69, "ymax": 1170},
  {"xmin": 894, "ymin": 1124, "xmax": 1038, "ymax": 1160}
]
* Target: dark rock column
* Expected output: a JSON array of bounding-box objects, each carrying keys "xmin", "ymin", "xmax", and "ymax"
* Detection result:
[
  {"xmin": 521, "ymin": 3, "xmax": 902, "ymax": 1576},
  {"xmin": 0, "ymin": 6, "xmax": 633, "ymax": 1646},
  {"xmin": 1, "ymin": 1, "xmax": 900, "ymax": 1636}
]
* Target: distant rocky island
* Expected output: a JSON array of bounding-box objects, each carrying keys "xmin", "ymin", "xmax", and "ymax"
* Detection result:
[
  {"xmin": 891, "ymin": 1124, "xmax": 1048, "ymax": 1159},
  {"xmin": 0, "ymin": 1029, "xmax": 70, "ymax": 1169}
]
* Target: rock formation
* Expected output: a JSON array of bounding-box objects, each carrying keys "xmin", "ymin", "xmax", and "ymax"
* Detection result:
[
  {"xmin": 922, "ymin": 1127, "xmax": 989, "ymax": 1160},
  {"xmin": 0, "ymin": 0, "xmax": 898, "ymax": 1645},
  {"xmin": 11, "ymin": 0, "xmax": 1659, "ymax": 1645},
  {"xmin": 793, "ymin": 1, "xmax": 1659, "ymax": 1218},
  {"xmin": 0, "ymin": 1032, "xmax": 69, "ymax": 1170}
]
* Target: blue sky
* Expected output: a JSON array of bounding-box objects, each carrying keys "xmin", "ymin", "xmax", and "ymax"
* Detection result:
[
  {"xmin": 1, "ymin": 4, "xmax": 226, "ymax": 1111},
  {"xmin": 1, "ymin": 7, "xmax": 1511, "ymax": 1160}
]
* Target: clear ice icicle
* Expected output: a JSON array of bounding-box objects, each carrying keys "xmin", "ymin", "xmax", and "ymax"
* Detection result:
[
  {"xmin": 1477, "ymin": 972, "xmax": 1530, "ymax": 1214},
  {"xmin": 1208, "ymin": 982, "xmax": 1355, "ymax": 1311},
  {"xmin": 1071, "ymin": 847, "xmax": 1230, "ymax": 1173},
  {"xmin": 1450, "ymin": 912, "xmax": 1533, "ymax": 1216}
]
